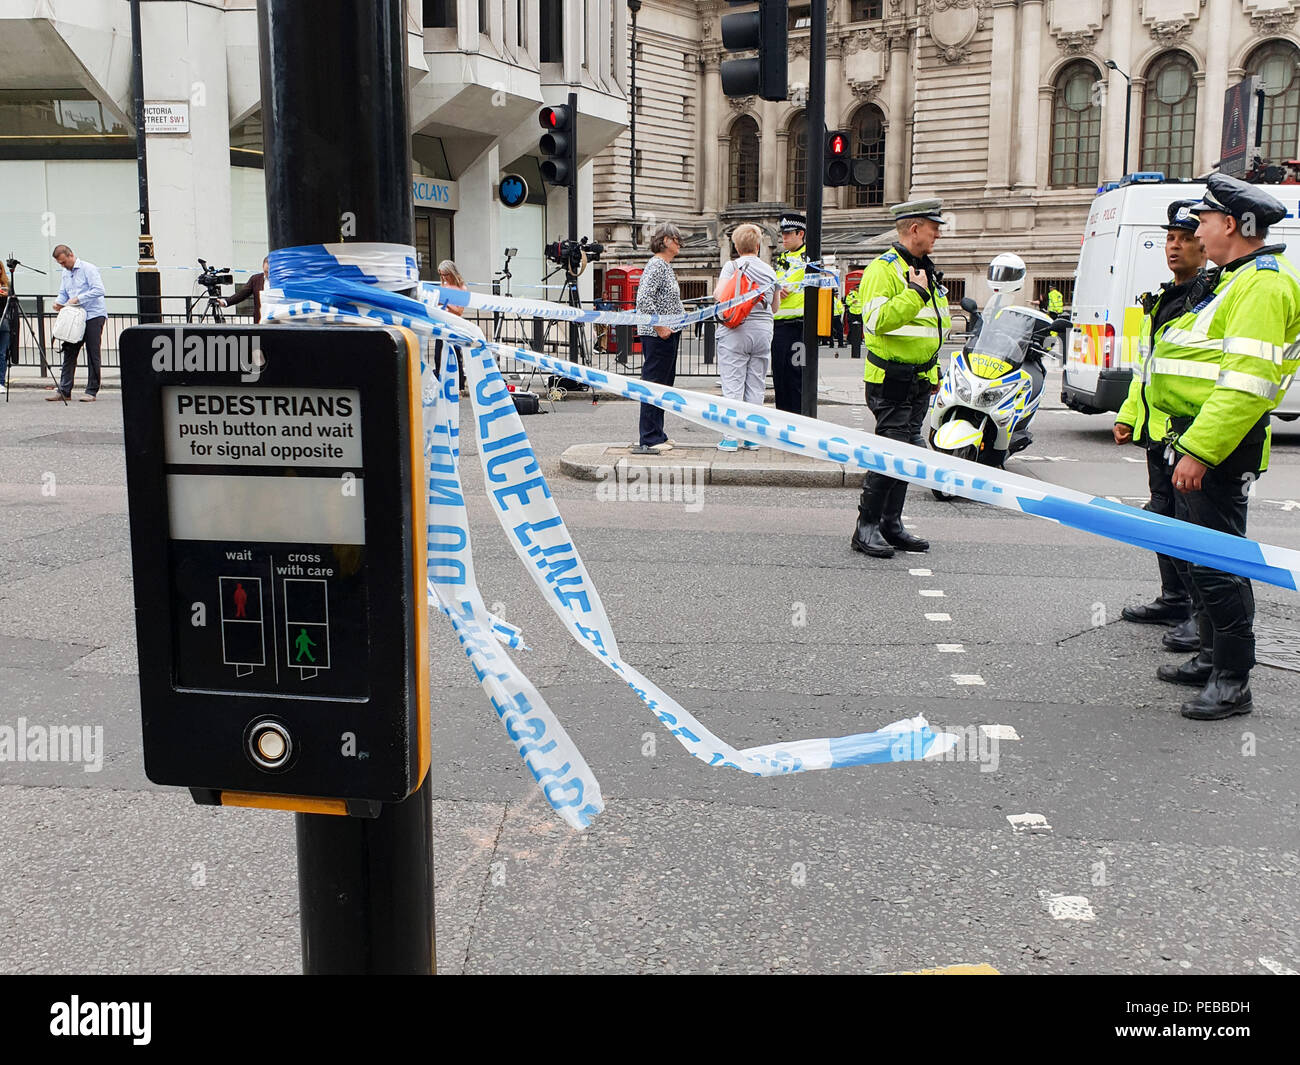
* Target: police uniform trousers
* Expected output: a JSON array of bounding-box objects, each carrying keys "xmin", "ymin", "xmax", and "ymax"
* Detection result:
[
  {"xmin": 1167, "ymin": 416, "xmax": 1267, "ymax": 674},
  {"xmin": 858, "ymin": 371, "xmax": 931, "ymax": 525},
  {"xmin": 1144, "ymin": 443, "xmax": 1192, "ymax": 608},
  {"xmin": 770, "ymin": 319, "xmax": 803, "ymax": 414}
]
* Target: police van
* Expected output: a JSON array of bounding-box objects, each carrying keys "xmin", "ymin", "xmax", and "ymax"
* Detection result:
[{"xmin": 1062, "ymin": 173, "xmax": 1300, "ymax": 419}]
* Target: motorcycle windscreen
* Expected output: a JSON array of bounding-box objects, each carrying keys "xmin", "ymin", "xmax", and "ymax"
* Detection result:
[{"xmin": 968, "ymin": 309, "xmax": 1041, "ymax": 373}]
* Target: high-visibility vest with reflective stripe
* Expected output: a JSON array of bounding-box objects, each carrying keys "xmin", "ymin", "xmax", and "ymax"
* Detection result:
[
  {"xmin": 1147, "ymin": 250, "xmax": 1300, "ymax": 469},
  {"xmin": 856, "ymin": 248, "xmax": 952, "ymax": 385},
  {"xmin": 1047, "ymin": 289, "xmax": 1064, "ymax": 314},
  {"xmin": 774, "ymin": 245, "xmax": 808, "ymax": 319},
  {"xmin": 1116, "ymin": 286, "xmax": 1189, "ymax": 445}
]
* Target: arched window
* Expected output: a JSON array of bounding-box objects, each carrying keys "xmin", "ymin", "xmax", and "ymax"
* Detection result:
[
  {"xmin": 786, "ymin": 111, "xmax": 807, "ymax": 207},
  {"xmin": 1140, "ymin": 52, "xmax": 1197, "ymax": 178},
  {"xmin": 850, "ymin": 105, "xmax": 886, "ymax": 207},
  {"xmin": 1050, "ymin": 61, "xmax": 1102, "ymax": 188},
  {"xmin": 1247, "ymin": 40, "xmax": 1300, "ymax": 163},
  {"xmin": 728, "ymin": 115, "xmax": 760, "ymax": 204}
]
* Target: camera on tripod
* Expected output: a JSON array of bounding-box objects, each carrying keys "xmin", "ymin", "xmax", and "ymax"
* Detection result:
[
  {"xmin": 544, "ymin": 237, "xmax": 603, "ymax": 277},
  {"xmin": 196, "ymin": 258, "xmax": 233, "ymax": 295}
]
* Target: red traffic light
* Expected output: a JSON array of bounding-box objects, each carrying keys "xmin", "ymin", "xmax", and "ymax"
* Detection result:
[
  {"xmin": 539, "ymin": 105, "xmax": 571, "ymax": 131},
  {"xmin": 829, "ymin": 133, "xmax": 847, "ymax": 156}
]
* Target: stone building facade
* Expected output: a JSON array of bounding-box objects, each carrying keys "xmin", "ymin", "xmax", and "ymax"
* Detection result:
[{"xmin": 593, "ymin": 0, "xmax": 1300, "ymax": 305}]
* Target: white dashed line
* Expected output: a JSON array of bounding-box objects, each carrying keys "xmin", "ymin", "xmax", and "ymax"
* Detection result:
[
  {"xmin": 1122, "ymin": 456, "xmax": 1145, "ymax": 464},
  {"xmin": 909, "ymin": 568, "xmax": 932, "ymax": 576},
  {"xmin": 1039, "ymin": 892, "xmax": 1096, "ymax": 921},
  {"xmin": 925, "ymin": 612, "xmax": 952, "ymax": 622},
  {"xmin": 919, "ymin": 589, "xmax": 945, "ymax": 597},
  {"xmin": 936, "ymin": 643, "xmax": 965, "ymax": 653},
  {"xmin": 951, "ymin": 674, "xmax": 985, "ymax": 685},
  {"xmin": 980, "ymin": 724, "xmax": 1021, "ymax": 741},
  {"xmin": 1259, "ymin": 956, "xmax": 1299, "ymax": 975},
  {"xmin": 1007, "ymin": 813, "xmax": 1052, "ymax": 832}
]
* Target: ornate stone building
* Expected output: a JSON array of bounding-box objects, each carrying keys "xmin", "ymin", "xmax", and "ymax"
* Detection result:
[{"xmin": 593, "ymin": 0, "xmax": 1300, "ymax": 304}]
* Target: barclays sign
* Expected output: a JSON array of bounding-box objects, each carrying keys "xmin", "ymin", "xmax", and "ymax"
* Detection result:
[{"xmin": 412, "ymin": 177, "xmax": 459, "ymax": 210}]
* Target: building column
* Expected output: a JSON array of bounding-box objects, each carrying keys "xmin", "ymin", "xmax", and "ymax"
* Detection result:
[
  {"xmin": 701, "ymin": 53, "xmax": 721, "ymax": 216},
  {"xmin": 1013, "ymin": 0, "xmax": 1043, "ymax": 188},
  {"xmin": 459, "ymin": 144, "xmax": 501, "ymax": 303},
  {"xmin": 1036, "ymin": 85, "xmax": 1054, "ymax": 188},
  {"xmin": 986, "ymin": 1, "xmax": 1016, "ymax": 190},
  {"xmin": 766, "ymin": 128, "xmax": 788, "ymax": 204},
  {"xmin": 885, "ymin": 34, "xmax": 908, "ymax": 203},
  {"xmin": 1200, "ymin": 0, "xmax": 1229, "ymax": 174},
  {"xmin": 1101, "ymin": 1, "xmax": 1133, "ymax": 181}
]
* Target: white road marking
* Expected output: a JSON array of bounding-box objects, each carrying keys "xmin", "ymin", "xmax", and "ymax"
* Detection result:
[
  {"xmin": 936, "ymin": 643, "xmax": 965, "ymax": 653},
  {"xmin": 1039, "ymin": 892, "xmax": 1096, "ymax": 921},
  {"xmin": 925, "ymin": 612, "xmax": 951, "ymax": 622},
  {"xmin": 951, "ymin": 673, "xmax": 985, "ymax": 685},
  {"xmin": 981, "ymin": 724, "xmax": 1021, "ymax": 741},
  {"xmin": 1008, "ymin": 813, "xmax": 1051, "ymax": 832},
  {"xmin": 1122, "ymin": 456, "xmax": 1145, "ymax": 464},
  {"xmin": 1259, "ymin": 956, "xmax": 1299, "ymax": 975},
  {"xmin": 909, "ymin": 568, "xmax": 932, "ymax": 576},
  {"xmin": 1014, "ymin": 455, "xmax": 1079, "ymax": 463},
  {"xmin": 919, "ymin": 589, "xmax": 945, "ymax": 597}
]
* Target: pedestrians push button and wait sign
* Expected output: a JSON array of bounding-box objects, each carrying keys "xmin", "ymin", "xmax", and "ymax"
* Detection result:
[{"xmin": 121, "ymin": 325, "xmax": 430, "ymax": 814}]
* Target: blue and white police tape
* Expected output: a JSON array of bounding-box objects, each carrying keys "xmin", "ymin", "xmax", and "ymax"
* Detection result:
[
  {"xmin": 266, "ymin": 244, "xmax": 826, "ymax": 331},
  {"xmin": 262, "ymin": 247, "xmax": 961, "ymax": 829}
]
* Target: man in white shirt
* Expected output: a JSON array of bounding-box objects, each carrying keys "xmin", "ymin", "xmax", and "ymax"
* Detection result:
[{"xmin": 48, "ymin": 245, "xmax": 107, "ymax": 403}]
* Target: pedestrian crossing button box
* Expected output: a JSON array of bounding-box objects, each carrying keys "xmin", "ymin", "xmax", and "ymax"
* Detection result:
[{"xmin": 120, "ymin": 325, "xmax": 430, "ymax": 812}]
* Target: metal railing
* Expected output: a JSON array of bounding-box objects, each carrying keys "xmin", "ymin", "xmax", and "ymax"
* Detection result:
[{"xmin": 6, "ymin": 295, "xmax": 258, "ymax": 373}]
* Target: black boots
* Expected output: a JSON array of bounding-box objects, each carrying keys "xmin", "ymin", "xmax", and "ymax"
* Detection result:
[
  {"xmin": 851, "ymin": 477, "xmax": 895, "ymax": 558},
  {"xmin": 1157, "ymin": 614, "xmax": 1213, "ymax": 686},
  {"xmin": 1121, "ymin": 597, "xmax": 1191, "ymax": 625},
  {"xmin": 1181, "ymin": 671, "xmax": 1253, "ymax": 720},
  {"xmin": 879, "ymin": 479, "xmax": 929, "ymax": 552},
  {"xmin": 1162, "ymin": 615, "xmax": 1201, "ymax": 652}
]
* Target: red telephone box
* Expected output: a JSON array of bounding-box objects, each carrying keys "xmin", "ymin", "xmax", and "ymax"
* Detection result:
[{"xmin": 603, "ymin": 266, "xmax": 642, "ymax": 356}]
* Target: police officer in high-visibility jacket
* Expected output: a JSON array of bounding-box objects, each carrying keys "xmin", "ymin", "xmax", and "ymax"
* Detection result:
[
  {"xmin": 1046, "ymin": 287, "xmax": 1064, "ymax": 315},
  {"xmin": 1114, "ymin": 199, "xmax": 1206, "ymax": 653},
  {"xmin": 771, "ymin": 212, "xmax": 809, "ymax": 413},
  {"xmin": 851, "ymin": 198, "xmax": 951, "ymax": 558},
  {"xmin": 1147, "ymin": 174, "xmax": 1300, "ymax": 720}
]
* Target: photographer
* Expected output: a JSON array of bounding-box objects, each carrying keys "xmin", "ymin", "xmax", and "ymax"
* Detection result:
[
  {"xmin": 48, "ymin": 245, "xmax": 106, "ymax": 403},
  {"xmin": 220, "ymin": 255, "xmax": 268, "ymax": 321}
]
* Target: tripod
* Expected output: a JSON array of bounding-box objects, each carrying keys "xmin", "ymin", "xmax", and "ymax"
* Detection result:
[
  {"xmin": 193, "ymin": 287, "xmax": 227, "ymax": 323},
  {"xmin": 2, "ymin": 256, "xmax": 51, "ymax": 404}
]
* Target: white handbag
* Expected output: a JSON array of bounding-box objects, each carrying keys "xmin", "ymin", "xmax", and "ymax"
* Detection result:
[{"xmin": 53, "ymin": 304, "xmax": 87, "ymax": 344}]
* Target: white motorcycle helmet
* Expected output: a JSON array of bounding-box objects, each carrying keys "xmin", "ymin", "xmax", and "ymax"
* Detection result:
[{"xmin": 987, "ymin": 253, "xmax": 1026, "ymax": 295}]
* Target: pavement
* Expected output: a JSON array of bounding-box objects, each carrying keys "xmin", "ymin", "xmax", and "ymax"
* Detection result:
[{"xmin": 2, "ymin": 358, "xmax": 1299, "ymax": 977}]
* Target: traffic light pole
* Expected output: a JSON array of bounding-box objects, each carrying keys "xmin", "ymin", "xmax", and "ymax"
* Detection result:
[
  {"xmin": 258, "ymin": 0, "xmax": 436, "ymax": 976},
  {"xmin": 567, "ymin": 90, "xmax": 580, "ymax": 364},
  {"xmin": 800, "ymin": 0, "xmax": 826, "ymax": 419}
]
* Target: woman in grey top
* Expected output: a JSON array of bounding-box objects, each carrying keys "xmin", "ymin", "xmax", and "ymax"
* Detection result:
[
  {"xmin": 714, "ymin": 223, "xmax": 777, "ymax": 450},
  {"xmin": 632, "ymin": 222, "xmax": 685, "ymax": 454}
]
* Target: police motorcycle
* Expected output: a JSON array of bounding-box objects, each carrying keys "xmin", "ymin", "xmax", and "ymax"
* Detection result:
[{"xmin": 928, "ymin": 254, "xmax": 1069, "ymax": 500}]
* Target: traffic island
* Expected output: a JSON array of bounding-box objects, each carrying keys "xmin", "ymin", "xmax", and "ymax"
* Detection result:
[{"xmin": 559, "ymin": 442, "xmax": 860, "ymax": 487}]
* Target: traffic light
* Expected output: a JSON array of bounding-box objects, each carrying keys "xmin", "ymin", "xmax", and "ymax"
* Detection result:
[
  {"xmin": 539, "ymin": 105, "xmax": 576, "ymax": 186},
  {"xmin": 824, "ymin": 129, "xmax": 850, "ymax": 186},
  {"xmin": 720, "ymin": 0, "xmax": 788, "ymax": 102}
]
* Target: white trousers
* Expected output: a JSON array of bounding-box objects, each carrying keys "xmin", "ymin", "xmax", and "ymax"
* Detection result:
[{"xmin": 717, "ymin": 320, "xmax": 772, "ymax": 408}]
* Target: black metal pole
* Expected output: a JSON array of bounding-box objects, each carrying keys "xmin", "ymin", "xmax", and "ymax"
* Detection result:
[
  {"xmin": 1123, "ymin": 78, "xmax": 1132, "ymax": 176},
  {"xmin": 258, "ymin": 0, "xmax": 435, "ymax": 976},
  {"xmin": 628, "ymin": 0, "xmax": 639, "ymax": 247},
  {"xmin": 800, "ymin": 0, "xmax": 826, "ymax": 418},
  {"xmin": 130, "ymin": 0, "xmax": 161, "ymax": 323},
  {"xmin": 568, "ymin": 90, "xmax": 580, "ymax": 363}
]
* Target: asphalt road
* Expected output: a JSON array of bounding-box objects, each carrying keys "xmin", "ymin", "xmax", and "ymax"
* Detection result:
[{"xmin": 1, "ymin": 363, "xmax": 1297, "ymax": 975}]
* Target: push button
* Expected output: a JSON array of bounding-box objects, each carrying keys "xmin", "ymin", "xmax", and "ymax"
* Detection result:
[{"xmin": 248, "ymin": 720, "xmax": 292, "ymax": 770}]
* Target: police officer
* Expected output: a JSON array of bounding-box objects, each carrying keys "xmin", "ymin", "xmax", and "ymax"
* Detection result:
[
  {"xmin": 1147, "ymin": 174, "xmax": 1300, "ymax": 720},
  {"xmin": 851, "ymin": 198, "xmax": 951, "ymax": 558},
  {"xmin": 771, "ymin": 212, "xmax": 809, "ymax": 413},
  {"xmin": 1046, "ymin": 287, "xmax": 1064, "ymax": 315},
  {"xmin": 1115, "ymin": 200, "xmax": 1207, "ymax": 653}
]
